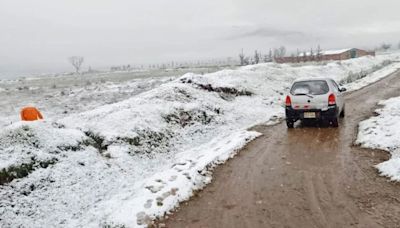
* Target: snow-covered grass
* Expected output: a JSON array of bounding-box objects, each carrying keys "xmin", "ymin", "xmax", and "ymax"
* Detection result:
[
  {"xmin": 0, "ymin": 76, "xmax": 176, "ymax": 128},
  {"xmin": 356, "ymin": 96, "xmax": 400, "ymax": 181},
  {"xmin": 1, "ymin": 54, "xmax": 400, "ymax": 227}
]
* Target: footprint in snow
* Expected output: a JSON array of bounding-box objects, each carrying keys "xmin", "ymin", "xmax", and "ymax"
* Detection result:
[
  {"xmin": 155, "ymin": 188, "xmax": 179, "ymax": 207},
  {"xmin": 183, "ymin": 172, "xmax": 191, "ymax": 180},
  {"xmin": 144, "ymin": 199, "xmax": 153, "ymax": 209},
  {"xmin": 169, "ymin": 175, "xmax": 177, "ymax": 181},
  {"xmin": 172, "ymin": 162, "xmax": 187, "ymax": 167},
  {"xmin": 173, "ymin": 160, "xmax": 196, "ymax": 171},
  {"xmin": 171, "ymin": 187, "xmax": 179, "ymax": 196},
  {"xmin": 172, "ymin": 162, "xmax": 187, "ymax": 172},
  {"xmin": 162, "ymin": 191, "xmax": 171, "ymax": 198},
  {"xmin": 156, "ymin": 196, "xmax": 164, "ymax": 206},
  {"xmin": 174, "ymin": 167, "xmax": 184, "ymax": 172},
  {"xmin": 136, "ymin": 212, "xmax": 151, "ymax": 226},
  {"xmin": 145, "ymin": 184, "xmax": 164, "ymax": 193}
]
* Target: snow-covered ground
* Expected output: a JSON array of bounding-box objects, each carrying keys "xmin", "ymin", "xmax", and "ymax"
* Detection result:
[
  {"xmin": 356, "ymin": 96, "xmax": 400, "ymax": 181},
  {"xmin": 1, "ymin": 53, "xmax": 400, "ymax": 227},
  {"xmin": 0, "ymin": 76, "xmax": 176, "ymax": 128}
]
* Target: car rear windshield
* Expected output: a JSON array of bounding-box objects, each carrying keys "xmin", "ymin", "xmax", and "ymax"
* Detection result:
[{"xmin": 290, "ymin": 80, "xmax": 329, "ymax": 95}]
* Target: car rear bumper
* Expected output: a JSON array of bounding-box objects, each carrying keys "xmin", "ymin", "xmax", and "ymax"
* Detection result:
[{"xmin": 285, "ymin": 106, "xmax": 338, "ymax": 121}]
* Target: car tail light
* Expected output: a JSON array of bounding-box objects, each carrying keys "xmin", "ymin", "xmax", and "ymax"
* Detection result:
[
  {"xmin": 328, "ymin": 93, "xmax": 336, "ymax": 105},
  {"xmin": 285, "ymin": 95, "xmax": 292, "ymax": 107}
]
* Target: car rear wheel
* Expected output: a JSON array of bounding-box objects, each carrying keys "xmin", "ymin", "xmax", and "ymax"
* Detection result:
[{"xmin": 286, "ymin": 120, "xmax": 294, "ymax": 128}]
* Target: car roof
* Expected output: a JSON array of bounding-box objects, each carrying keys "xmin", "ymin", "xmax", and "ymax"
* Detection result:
[{"xmin": 293, "ymin": 77, "xmax": 334, "ymax": 83}]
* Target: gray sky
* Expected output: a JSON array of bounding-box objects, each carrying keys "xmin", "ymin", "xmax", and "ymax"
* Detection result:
[{"xmin": 1, "ymin": 0, "xmax": 399, "ymax": 75}]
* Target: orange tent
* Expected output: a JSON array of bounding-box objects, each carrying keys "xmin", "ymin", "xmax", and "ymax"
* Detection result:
[{"xmin": 20, "ymin": 107, "xmax": 44, "ymax": 121}]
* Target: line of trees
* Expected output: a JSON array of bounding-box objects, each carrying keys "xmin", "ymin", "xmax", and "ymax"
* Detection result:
[
  {"xmin": 67, "ymin": 56, "xmax": 242, "ymax": 74},
  {"xmin": 239, "ymin": 47, "xmax": 287, "ymax": 66},
  {"xmin": 110, "ymin": 64, "xmax": 132, "ymax": 71},
  {"xmin": 143, "ymin": 58, "xmax": 237, "ymax": 70},
  {"xmin": 239, "ymin": 45, "xmax": 329, "ymax": 65},
  {"xmin": 239, "ymin": 45, "xmax": 324, "ymax": 66}
]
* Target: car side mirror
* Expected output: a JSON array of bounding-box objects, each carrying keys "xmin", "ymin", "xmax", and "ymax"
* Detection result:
[{"xmin": 339, "ymin": 87, "xmax": 347, "ymax": 92}]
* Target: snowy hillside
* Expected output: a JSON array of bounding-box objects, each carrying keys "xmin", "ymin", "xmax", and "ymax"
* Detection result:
[
  {"xmin": 356, "ymin": 96, "xmax": 400, "ymax": 181},
  {"xmin": 1, "ymin": 54, "xmax": 400, "ymax": 227}
]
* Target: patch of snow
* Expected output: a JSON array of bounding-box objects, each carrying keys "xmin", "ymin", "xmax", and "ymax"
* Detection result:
[{"xmin": 356, "ymin": 96, "xmax": 400, "ymax": 181}]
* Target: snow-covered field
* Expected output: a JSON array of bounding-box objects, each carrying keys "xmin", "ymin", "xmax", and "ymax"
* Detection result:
[
  {"xmin": 356, "ymin": 96, "xmax": 400, "ymax": 181},
  {"xmin": 1, "ymin": 53, "xmax": 400, "ymax": 227},
  {"xmin": 0, "ymin": 76, "xmax": 176, "ymax": 128}
]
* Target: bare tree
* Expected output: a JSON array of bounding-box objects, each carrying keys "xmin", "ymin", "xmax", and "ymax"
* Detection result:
[
  {"xmin": 278, "ymin": 46, "xmax": 286, "ymax": 57},
  {"xmin": 310, "ymin": 48, "xmax": 314, "ymax": 61},
  {"xmin": 254, "ymin": 50, "xmax": 260, "ymax": 64},
  {"xmin": 272, "ymin": 46, "xmax": 287, "ymax": 60},
  {"xmin": 239, "ymin": 49, "xmax": 246, "ymax": 66},
  {"xmin": 273, "ymin": 48, "xmax": 280, "ymax": 60},
  {"xmin": 68, "ymin": 56, "xmax": 84, "ymax": 74},
  {"xmin": 263, "ymin": 54, "xmax": 268, "ymax": 63},
  {"xmin": 243, "ymin": 56, "xmax": 250, "ymax": 65},
  {"xmin": 268, "ymin": 49, "xmax": 273, "ymax": 61},
  {"xmin": 316, "ymin": 45, "xmax": 322, "ymax": 61}
]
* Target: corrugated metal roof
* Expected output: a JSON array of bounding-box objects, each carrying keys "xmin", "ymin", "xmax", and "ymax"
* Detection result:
[{"xmin": 322, "ymin": 48, "xmax": 352, "ymax": 55}]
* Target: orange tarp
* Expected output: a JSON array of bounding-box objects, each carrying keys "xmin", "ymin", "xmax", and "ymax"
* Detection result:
[{"xmin": 20, "ymin": 107, "xmax": 43, "ymax": 121}]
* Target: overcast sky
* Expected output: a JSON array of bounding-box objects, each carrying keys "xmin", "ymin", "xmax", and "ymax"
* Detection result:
[{"xmin": 1, "ymin": 0, "xmax": 399, "ymax": 75}]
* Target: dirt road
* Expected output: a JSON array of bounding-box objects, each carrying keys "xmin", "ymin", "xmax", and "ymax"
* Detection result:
[{"xmin": 162, "ymin": 70, "xmax": 400, "ymax": 228}]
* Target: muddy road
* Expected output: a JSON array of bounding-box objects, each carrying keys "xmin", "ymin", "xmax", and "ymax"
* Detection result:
[{"xmin": 162, "ymin": 70, "xmax": 400, "ymax": 228}]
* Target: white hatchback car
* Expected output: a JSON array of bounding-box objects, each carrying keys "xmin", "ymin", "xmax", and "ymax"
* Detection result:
[{"xmin": 285, "ymin": 78, "xmax": 346, "ymax": 128}]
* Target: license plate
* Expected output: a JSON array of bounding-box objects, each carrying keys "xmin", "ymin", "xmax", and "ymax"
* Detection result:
[{"xmin": 304, "ymin": 112, "xmax": 316, "ymax": 118}]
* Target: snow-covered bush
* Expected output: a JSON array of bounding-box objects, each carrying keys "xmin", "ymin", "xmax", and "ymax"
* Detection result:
[{"xmin": 0, "ymin": 122, "xmax": 86, "ymax": 185}]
